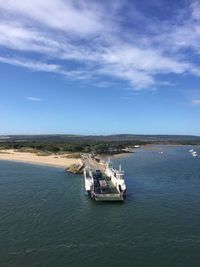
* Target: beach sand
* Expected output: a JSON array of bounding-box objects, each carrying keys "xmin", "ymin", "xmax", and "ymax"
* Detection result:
[{"xmin": 0, "ymin": 149, "xmax": 81, "ymax": 168}]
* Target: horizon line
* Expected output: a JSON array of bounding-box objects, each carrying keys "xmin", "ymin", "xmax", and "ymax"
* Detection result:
[{"xmin": 0, "ymin": 133, "xmax": 200, "ymax": 137}]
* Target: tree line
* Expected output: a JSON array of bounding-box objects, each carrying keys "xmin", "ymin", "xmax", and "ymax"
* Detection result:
[{"xmin": 0, "ymin": 140, "xmax": 149, "ymax": 154}]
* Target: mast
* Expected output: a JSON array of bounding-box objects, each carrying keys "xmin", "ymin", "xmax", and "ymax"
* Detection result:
[{"xmin": 119, "ymin": 164, "xmax": 122, "ymax": 172}]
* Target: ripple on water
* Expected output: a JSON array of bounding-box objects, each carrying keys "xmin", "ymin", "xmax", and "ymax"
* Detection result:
[{"xmin": 1, "ymin": 147, "xmax": 200, "ymax": 267}]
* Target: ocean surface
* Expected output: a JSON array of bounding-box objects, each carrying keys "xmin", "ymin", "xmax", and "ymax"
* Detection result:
[{"xmin": 1, "ymin": 145, "xmax": 200, "ymax": 267}]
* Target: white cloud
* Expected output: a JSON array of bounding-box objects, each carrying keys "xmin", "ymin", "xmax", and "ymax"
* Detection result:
[
  {"xmin": 25, "ymin": 97, "xmax": 43, "ymax": 102},
  {"xmin": 0, "ymin": 1, "xmax": 200, "ymax": 89},
  {"xmin": 0, "ymin": 55, "xmax": 94, "ymax": 82},
  {"xmin": 0, "ymin": 23, "xmax": 62, "ymax": 54},
  {"xmin": 0, "ymin": 0, "xmax": 105, "ymax": 36},
  {"xmin": 152, "ymin": 1, "xmax": 200, "ymax": 55},
  {"xmin": 0, "ymin": 56, "xmax": 61, "ymax": 72}
]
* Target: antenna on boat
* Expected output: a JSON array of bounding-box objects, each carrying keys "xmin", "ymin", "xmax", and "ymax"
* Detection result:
[
  {"xmin": 119, "ymin": 164, "xmax": 122, "ymax": 172},
  {"xmin": 107, "ymin": 157, "xmax": 112, "ymax": 169}
]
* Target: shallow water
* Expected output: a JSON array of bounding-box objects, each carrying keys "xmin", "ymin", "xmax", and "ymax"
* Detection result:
[{"xmin": 1, "ymin": 146, "xmax": 200, "ymax": 267}]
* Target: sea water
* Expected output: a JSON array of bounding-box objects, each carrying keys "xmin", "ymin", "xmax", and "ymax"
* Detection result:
[{"xmin": 0, "ymin": 145, "xmax": 200, "ymax": 267}]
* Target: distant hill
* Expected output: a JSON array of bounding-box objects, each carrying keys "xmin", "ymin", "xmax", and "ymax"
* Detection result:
[{"xmin": 1, "ymin": 134, "xmax": 200, "ymax": 144}]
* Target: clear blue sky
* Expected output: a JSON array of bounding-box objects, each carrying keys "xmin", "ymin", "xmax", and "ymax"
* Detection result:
[{"xmin": 0, "ymin": 0, "xmax": 200, "ymax": 135}]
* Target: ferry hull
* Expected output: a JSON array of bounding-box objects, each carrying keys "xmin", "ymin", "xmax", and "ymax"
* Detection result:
[
  {"xmin": 85, "ymin": 190, "xmax": 91, "ymax": 196},
  {"xmin": 123, "ymin": 189, "xmax": 126, "ymax": 199}
]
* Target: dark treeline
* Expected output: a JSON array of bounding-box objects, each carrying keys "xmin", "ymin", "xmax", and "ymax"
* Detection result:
[{"xmin": 0, "ymin": 140, "xmax": 149, "ymax": 154}]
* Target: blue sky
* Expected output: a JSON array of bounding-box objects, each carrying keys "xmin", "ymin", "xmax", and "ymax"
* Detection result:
[{"xmin": 1, "ymin": 0, "xmax": 200, "ymax": 135}]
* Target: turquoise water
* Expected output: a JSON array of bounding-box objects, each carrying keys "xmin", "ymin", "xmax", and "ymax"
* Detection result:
[{"xmin": 1, "ymin": 146, "xmax": 200, "ymax": 267}]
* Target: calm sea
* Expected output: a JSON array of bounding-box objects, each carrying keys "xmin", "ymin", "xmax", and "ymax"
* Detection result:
[{"xmin": 1, "ymin": 145, "xmax": 200, "ymax": 267}]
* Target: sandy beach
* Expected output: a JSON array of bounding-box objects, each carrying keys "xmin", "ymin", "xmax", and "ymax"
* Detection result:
[{"xmin": 0, "ymin": 149, "xmax": 82, "ymax": 168}]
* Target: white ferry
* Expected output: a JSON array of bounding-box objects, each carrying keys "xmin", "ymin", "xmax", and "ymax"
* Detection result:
[{"xmin": 84, "ymin": 159, "xmax": 126, "ymax": 201}]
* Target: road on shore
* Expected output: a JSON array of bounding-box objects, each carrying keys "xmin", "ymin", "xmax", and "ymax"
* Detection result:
[{"xmin": 81, "ymin": 154, "xmax": 106, "ymax": 172}]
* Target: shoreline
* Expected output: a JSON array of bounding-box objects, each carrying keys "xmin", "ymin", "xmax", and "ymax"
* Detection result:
[
  {"xmin": 0, "ymin": 149, "xmax": 132, "ymax": 170},
  {"xmin": 0, "ymin": 158, "xmax": 67, "ymax": 169},
  {"xmin": 0, "ymin": 149, "xmax": 81, "ymax": 169},
  {"xmin": 110, "ymin": 152, "xmax": 133, "ymax": 159},
  {"xmin": 1, "ymin": 144, "xmax": 196, "ymax": 169}
]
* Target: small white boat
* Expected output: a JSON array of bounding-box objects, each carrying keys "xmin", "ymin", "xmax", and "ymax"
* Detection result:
[
  {"xmin": 189, "ymin": 149, "xmax": 194, "ymax": 153},
  {"xmin": 192, "ymin": 151, "xmax": 198, "ymax": 157}
]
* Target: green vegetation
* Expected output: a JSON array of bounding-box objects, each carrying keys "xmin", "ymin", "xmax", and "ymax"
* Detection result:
[
  {"xmin": 0, "ymin": 140, "xmax": 147, "ymax": 155},
  {"xmin": 0, "ymin": 134, "xmax": 200, "ymax": 155}
]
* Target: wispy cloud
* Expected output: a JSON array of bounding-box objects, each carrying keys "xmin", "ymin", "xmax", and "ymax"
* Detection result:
[
  {"xmin": 192, "ymin": 99, "xmax": 200, "ymax": 105},
  {"xmin": 26, "ymin": 96, "xmax": 43, "ymax": 102},
  {"xmin": 0, "ymin": 0, "xmax": 106, "ymax": 35},
  {"xmin": 0, "ymin": 56, "xmax": 61, "ymax": 72},
  {"xmin": 0, "ymin": 0, "xmax": 200, "ymax": 89}
]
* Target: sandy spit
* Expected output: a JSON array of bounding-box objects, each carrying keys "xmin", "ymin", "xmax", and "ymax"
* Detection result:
[{"xmin": 0, "ymin": 149, "xmax": 81, "ymax": 168}]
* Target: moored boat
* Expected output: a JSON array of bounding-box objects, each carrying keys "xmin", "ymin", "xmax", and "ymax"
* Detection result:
[
  {"xmin": 192, "ymin": 151, "xmax": 198, "ymax": 157},
  {"xmin": 84, "ymin": 159, "xmax": 126, "ymax": 201}
]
